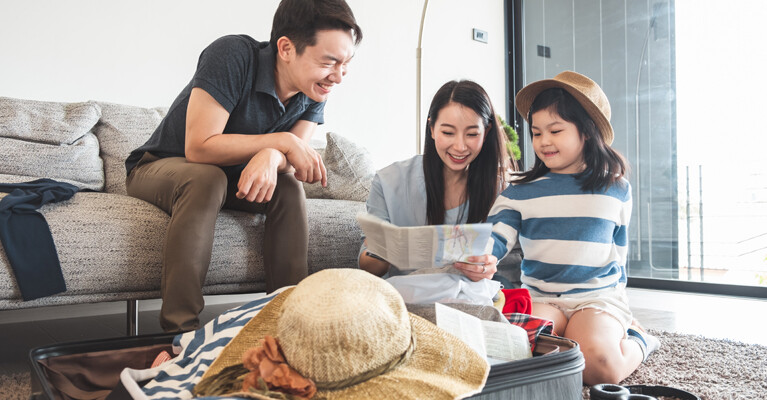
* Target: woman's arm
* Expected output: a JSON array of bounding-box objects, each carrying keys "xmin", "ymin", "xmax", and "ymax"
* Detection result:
[
  {"xmin": 358, "ymin": 241, "xmax": 391, "ymax": 277},
  {"xmin": 358, "ymin": 174, "xmax": 393, "ymax": 276}
]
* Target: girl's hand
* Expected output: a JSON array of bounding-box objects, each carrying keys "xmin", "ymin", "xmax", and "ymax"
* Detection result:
[{"xmin": 454, "ymin": 255, "xmax": 497, "ymax": 282}]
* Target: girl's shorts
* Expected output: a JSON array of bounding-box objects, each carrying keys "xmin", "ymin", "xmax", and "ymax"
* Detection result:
[{"xmin": 527, "ymin": 285, "xmax": 633, "ymax": 334}]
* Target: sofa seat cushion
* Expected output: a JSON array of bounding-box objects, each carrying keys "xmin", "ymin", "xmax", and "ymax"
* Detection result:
[{"xmin": 0, "ymin": 192, "xmax": 365, "ymax": 309}]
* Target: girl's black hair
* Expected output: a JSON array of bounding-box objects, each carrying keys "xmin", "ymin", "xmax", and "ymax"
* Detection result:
[
  {"xmin": 422, "ymin": 80, "xmax": 513, "ymax": 225},
  {"xmin": 514, "ymin": 88, "xmax": 628, "ymax": 192}
]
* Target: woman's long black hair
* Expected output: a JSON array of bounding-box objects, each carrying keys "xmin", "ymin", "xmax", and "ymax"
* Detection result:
[
  {"xmin": 422, "ymin": 80, "xmax": 513, "ymax": 225},
  {"xmin": 514, "ymin": 88, "xmax": 628, "ymax": 192}
]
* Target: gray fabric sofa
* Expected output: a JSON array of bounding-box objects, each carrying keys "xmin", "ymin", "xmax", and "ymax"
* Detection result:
[{"xmin": 0, "ymin": 97, "xmax": 373, "ymax": 331}]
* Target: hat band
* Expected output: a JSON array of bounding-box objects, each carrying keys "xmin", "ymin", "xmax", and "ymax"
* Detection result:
[{"xmin": 314, "ymin": 325, "xmax": 417, "ymax": 391}]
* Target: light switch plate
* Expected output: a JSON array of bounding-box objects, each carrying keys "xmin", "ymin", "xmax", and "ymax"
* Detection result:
[{"xmin": 472, "ymin": 28, "xmax": 488, "ymax": 43}]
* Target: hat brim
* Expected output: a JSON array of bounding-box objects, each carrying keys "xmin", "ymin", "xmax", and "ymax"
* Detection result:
[
  {"xmin": 515, "ymin": 78, "xmax": 614, "ymax": 145},
  {"xmin": 203, "ymin": 288, "xmax": 490, "ymax": 400}
]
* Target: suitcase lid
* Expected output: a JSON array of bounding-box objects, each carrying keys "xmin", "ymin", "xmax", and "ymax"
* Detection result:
[{"xmin": 29, "ymin": 332, "xmax": 177, "ymax": 400}]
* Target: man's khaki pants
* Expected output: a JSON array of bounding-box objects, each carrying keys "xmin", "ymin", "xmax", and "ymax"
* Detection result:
[{"xmin": 126, "ymin": 154, "xmax": 308, "ymax": 332}]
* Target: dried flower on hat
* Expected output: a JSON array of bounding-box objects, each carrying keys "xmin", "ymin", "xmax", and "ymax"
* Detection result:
[
  {"xmin": 193, "ymin": 336, "xmax": 317, "ymax": 399},
  {"xmin": 241, "ymin": 336, "xmax": 317, "ymax": 399}
]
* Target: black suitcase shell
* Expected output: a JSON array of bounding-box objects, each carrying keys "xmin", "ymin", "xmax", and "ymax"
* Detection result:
[{"xmin": 30, "ymin": 332, "xmax": 584, "ymax": 399}]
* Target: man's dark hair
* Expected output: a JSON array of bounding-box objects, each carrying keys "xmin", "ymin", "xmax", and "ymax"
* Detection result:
[{"xmin": 270, "ymin": 0, "xmax": 362, "ymax": 54}]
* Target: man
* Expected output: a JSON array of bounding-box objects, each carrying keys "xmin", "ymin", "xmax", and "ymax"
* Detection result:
[{"xmin": 125, "ymin": 0, "xmax": 362, "ymax": 332}]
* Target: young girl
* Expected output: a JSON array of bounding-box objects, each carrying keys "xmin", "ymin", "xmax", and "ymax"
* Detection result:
[
  {"xmin": 359, "ymin": 80, "xmax": 512, "ymax": 282},
  {"xmin": 458, "ymin": 71, "xmax": 659, "ymax": 385}
]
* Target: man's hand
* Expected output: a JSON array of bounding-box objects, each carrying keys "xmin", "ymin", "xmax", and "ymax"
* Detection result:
[
  {"xmin": 279, "ymin": 133, "xmax": 327, "ymax": 187},
  {"xmin": 236, "ymin": 149, "xmax": 283, "ymax": 203},
  {"xmin": 454, "ymin": 254, "xmax": 498, "ymax": 282}
]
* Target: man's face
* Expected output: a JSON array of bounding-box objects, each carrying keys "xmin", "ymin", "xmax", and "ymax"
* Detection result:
[{"xmin": 285, "ymin": 29, "xmax": 355, "ymax": 103}]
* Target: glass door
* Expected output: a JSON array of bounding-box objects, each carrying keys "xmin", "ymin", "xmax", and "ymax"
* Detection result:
[{"xmin": 510, "ymin": 0, "xmax": 767, "ymax": 296}]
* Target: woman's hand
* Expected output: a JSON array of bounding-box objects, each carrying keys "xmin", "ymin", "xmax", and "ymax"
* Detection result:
[{"xmin": 454, "ymin": 255, "xmax": 497, "ymax": 282}]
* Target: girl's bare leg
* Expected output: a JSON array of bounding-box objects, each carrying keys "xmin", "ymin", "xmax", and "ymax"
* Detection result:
[
  {"xmin": 564, "ymin": 308, "xmax": 642, "ymax": 385},
  {"xmin": 530, "ymin": 302, "xmax": 568, "ymax": 336}
]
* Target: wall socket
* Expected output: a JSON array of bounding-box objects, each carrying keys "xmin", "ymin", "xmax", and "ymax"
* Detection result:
[{"xmin": 472, "ymin": 28, "xmax": 488, "ymax": 43}]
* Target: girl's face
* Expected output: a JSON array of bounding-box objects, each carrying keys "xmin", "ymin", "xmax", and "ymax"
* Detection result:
[
  {"xmin": 430, "ymin": 102, "xmax": 486, "ymax": 175},
  {"xmin": 530, "ymin": 108, "xmax": 586, "ymax": 174}
]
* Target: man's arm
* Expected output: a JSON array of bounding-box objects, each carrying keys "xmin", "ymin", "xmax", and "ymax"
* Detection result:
[
  {"xmin": 185, "ymin": 88, "xmax": 284, "ymax": 167},
  {"xmin": 288, "ymin": 119, "xmax": 327, "ymax": 186},
  {"xmin": 184, "ymin": 87, "xmax": 325, "ymax": 184}
]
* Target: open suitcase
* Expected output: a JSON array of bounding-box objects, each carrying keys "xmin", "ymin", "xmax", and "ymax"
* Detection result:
[{"xmin": 29, "ymin": 331, "xmax": 583, "ymax": 400}]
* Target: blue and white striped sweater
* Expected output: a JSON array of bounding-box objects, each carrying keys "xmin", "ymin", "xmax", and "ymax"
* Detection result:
[
  {"xmin": 488, "ymin": 173, "xmax": 631, "ymax": 295},
  {"xmin": 120, "ymin": 291, "xmax": 284, "ymax": 400}
]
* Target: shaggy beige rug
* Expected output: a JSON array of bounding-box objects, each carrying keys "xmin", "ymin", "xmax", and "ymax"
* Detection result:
[
  {"xmin": 583, "ymin": 329, "xmax": 767, "ymax": 400},
  {"xmin": 2, "ymin": 330, "xmax": 765, "ymax": 399}
]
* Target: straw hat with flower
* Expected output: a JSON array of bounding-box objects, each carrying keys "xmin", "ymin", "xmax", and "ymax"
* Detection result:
[
  {"xmin": 515, "ymin": 70, "xmax": 614, "ymax": 145},
  {"xmin": 194, "ymin": 268, "xmax": 490, "ymax": 400}
]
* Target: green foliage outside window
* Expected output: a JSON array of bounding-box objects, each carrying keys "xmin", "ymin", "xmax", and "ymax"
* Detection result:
[{"xmin": 498, "ymin": 115, "xmax": 521, "ymax": 162}]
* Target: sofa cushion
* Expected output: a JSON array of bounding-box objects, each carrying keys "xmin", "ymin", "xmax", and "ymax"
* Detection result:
[
  {"xmin": 93, "ymin": 102, "xmax": 168, "ymax": 195},
  {"xmin": 0, "ymin": 135, "xmax": 103, "ymax": 191},
  {"xmin": 0, "ymin": 97, "xmax": 103, "ymax": 190},
  {"xmin": 0, "ymin": 97, "xmax": 101, "ymax": 145},
  {"xmin": 303, "ymin": 132, "xmax": 374, "ymax": 202}
]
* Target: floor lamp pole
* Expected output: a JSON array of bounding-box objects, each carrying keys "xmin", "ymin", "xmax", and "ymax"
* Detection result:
[{"xmin": 416, "ymin": 0, "xmax": 429, "ymax": 155}]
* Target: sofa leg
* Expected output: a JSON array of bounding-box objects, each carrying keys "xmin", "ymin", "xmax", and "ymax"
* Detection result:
[{"xmin": 127, "ymin": 299, "xmax": 139, "ymax": 336}]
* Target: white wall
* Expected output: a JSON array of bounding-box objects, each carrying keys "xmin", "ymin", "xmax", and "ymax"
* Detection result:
[
  {"xmin": 420, "ymin": 0, "xmax": 508, "ymax": 148},
  {"xmin": 0, "ymin": 0, "xmax": 506, "ymax": 168}
]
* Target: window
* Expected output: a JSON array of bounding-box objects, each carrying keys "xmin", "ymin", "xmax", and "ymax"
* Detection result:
[{"xmin": 508, "ymin": 0, "xmax": 767, "ymax": 297}]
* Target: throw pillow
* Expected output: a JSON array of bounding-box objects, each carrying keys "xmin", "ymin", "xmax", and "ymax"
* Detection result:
[
  {"xmin": 0, "ymin": 97, "xmax": 103, "ymax": 190},
  {"xmin": 92, "ymin": 102, "xmax": 167, "ymax": 195},
  {"xmin": 0, "ymin": 97, "xmax": 101, "ymax": 145},
  {"xmin": 303, "ymin": 132, "xmax": 374, "ymax": 202},
  {"xmin": 0, "ymin": 134, "xmax": 103, "ymax": 191}
]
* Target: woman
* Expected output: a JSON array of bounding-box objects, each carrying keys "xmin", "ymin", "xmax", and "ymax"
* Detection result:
[{"xmin": 359, "ymin": 80, "xmax": 513, "ymax": 281}]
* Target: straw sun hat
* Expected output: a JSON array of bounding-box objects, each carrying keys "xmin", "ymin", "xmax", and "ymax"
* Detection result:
[
  {"xmin": 198, "ymin": 268, "xmax": 490, "ymax": 400},
  {"xmin": 515, "ymin": 70, "xmax": 614, "ymax": 145}
]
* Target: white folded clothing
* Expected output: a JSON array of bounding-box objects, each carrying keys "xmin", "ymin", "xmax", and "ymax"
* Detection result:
[{"xmin": 386, "ymin": 273, "xmax": 501, "ymax": 307}]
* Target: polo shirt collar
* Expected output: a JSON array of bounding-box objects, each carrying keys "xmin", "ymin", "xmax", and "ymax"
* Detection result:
[{"xmin": 255, "ymin": 44, "xmax": 279, "ymax": 101}]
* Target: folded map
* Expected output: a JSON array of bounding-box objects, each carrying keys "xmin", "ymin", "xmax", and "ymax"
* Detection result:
[{"xmin": 356, "ymin": 212, "xmax": 492, "ymax": 270}]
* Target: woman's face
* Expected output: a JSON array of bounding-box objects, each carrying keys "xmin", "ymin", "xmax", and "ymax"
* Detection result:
[{"xmin": 430, "ymin": 102, "xmax": 486, "ymax": 175}]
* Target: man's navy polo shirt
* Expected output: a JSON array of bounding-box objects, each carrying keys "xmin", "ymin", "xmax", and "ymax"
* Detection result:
[{"xmin": 125, "ymin": 35, "xmax": 325, "ymax": 175}]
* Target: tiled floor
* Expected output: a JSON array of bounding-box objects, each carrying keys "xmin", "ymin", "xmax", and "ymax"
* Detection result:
[
  {"xmin": 2, "ymin": 288, "xmax": 766, "ymax": 380},
  {"xmin": 627, "ymin": 288, "xmax": 767, "ymax": 346}
]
